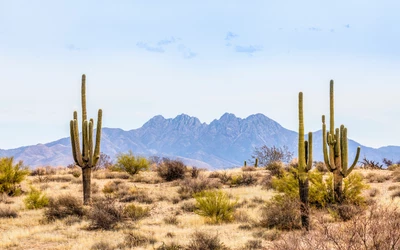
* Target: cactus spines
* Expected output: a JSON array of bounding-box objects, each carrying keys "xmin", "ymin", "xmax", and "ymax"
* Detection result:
[
  {"xmin": 70, "ymin": 74, "xmax": 102, "ymax": 205},
  {"xmin": 322, "ymin": 80, "xmax": 361, "ymax": 203},
  {"xmin": 298, "ymin": 92, "xmax": 313, "ymax": 230},
  {"xmin": 254, "ymin": 158, "xmax": 258, "ymax": 168}
]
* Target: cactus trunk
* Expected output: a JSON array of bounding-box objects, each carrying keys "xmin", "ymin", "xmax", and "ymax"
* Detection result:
[
  {"xmin": 70, "ymin": 74, "xmax": 102, "ymax": 205},
  {"xmin": 298, "ymin": 92, "xmax": 312, "ymax": 230},
  {"xmin": 82, "ymin": 167, "xmax": 92, "ymax": 204}
]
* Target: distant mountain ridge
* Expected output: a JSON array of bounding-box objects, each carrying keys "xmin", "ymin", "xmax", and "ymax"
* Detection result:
[{"xmin": 0, "ymin": 113, "xmax": 399, "ymax": 169}]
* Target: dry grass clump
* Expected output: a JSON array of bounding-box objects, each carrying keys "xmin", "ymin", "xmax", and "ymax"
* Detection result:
[
  {"xmin": 156, "ymin": 242, "xmax": 184, "ymax": 250},
  {"xmin": 0, "ymin": 206, "xmax": 18, "ymax": 218},
  {"xmin": 208, "ymin": 171, "xmax": 232, "ymax": 185},
  {"xmin": 392, "ymin": 169, "xmax": 400, "ymax": 182},
  {"xmin": 369, "ymin": 187, "xmax": 380, "ymax": 197},
  {"xmin": 391, "ymin": 190, "xmax": 400, "ymax": 199},
  {"xmin": 186, "ymin": 231, "xmax": 229, "ymax": 250},
  {"xmin": 87, "ymin": 198, "xmax": 123, "ymax": 230},
  {"xmin": 93, "ymin": 171, "xmax": 130, "ymax": 180},
  {"xmin": 230, "ymin": 173, "xmax": 258, "ymax": 187},
  {"xmin": 23, "ymin": 187, "xmax": 49, "ymax": 209},
  {"xmin": 266, "ymin": 161, "xmax": 286, "ymax": 177},
  {"xmin": 243, "ymin": 239, "xmax": 263, "ymax": 250},
  {"xmin": 90, "ymin": 241, "xmax": 115, "ymax": 250},
  {"xmin": 123, "ymin": 203, "xmax": 150, "ymax": 221},
  {"xmin": 163, "ymin": 215, "xmax": 179, "ymax": 225},
  {"xmin": 44, "ymin": 194, "xmax": 85, "ymax": 221}
]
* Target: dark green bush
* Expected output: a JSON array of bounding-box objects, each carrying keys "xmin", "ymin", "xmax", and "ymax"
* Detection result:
[{"xmin": 157, "ymin": 159, "xmax": 187, "ymax": 181}]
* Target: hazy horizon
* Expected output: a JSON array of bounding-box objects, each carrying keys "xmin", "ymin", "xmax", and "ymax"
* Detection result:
[{"xmin": 1, "ymin": 1, "xmax": 400, "ymax": 149}]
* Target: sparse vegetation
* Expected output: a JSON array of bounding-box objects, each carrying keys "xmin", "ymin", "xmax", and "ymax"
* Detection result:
[
  {"xmin": 24, "ymin": 186, "xmax": 49, "ymax": 209},
  {"xmin": 194, "ymin": 190, "xmax": 237, "ymax": 224},
  {"xmin": 0, "ymin": 157, "xmax": 30, "ymax": 196},
  {"xmin": 114, "ymin": 151, "xmax": 150, "ymax": 175}
]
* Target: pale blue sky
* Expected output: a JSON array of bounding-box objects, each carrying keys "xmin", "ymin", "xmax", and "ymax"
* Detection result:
[{"xmin": 0, "ymin": 1, "xmax": 400, "ymax": 149}]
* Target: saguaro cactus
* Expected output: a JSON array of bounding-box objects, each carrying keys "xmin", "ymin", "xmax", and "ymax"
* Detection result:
[
  {"xmin": 254, "ymin": 158, "xmax": 258, "ymax": 168},
  {"xmin": 322, "ymin": 80, "xmax": 360, "ymax": 203},
  {"xmin": 70, "ymin": 74, "xmax": 102, "ymax": 205},
  {"xmin": 298, "ymin": 92, "xmax": 313, "ymax": 230}
]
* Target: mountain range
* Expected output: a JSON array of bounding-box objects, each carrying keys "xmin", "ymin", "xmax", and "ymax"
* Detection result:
[{"xmin": 0, "ymin": 113, "xmax": 399, "ymax": 169}]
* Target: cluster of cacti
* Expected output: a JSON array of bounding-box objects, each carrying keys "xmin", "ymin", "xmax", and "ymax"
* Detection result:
[
  {"xmin": 70, "ymin": 74, "xmax": 102, "ymax": 205},
  {"xmin": 297, "ymin": 92, "xmax": 313, "ymax": 230},
  {"xmin": 322, "ymin": 80, "xmax": 361, "ymax": 203}
]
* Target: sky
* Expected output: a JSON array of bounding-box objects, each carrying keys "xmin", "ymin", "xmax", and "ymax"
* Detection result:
[{"xmin": 0, "ymin": 0, "xmax": 400, "ymax": 149}]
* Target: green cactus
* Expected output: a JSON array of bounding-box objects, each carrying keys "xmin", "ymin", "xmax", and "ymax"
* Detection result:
[
  {"xmin": 244, "ymin": 161, "xmax": 247, "ymax": 167},
  {"xmin": 254, "ymin": 158, "xmax": 258, "ymax": 168},
  {"xmin": 298, "ymin": 92, "xmax": 313, "ymax": 230},
  {"xmin": 70, "ymin": 74, "xmax": 102, "ymax": 205},
  {"xmin": 322, "ymin": 80, "xmax": 360, "ymax": 203}
]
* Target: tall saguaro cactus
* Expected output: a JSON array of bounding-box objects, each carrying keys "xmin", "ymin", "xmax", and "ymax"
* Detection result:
[
  {"xmin": 322, "ymin": 80, "xmax": 360, "ymax": 203},
  {"xmin": 70, "ymin": 74, "xmax": 102, "ymax": 205},
  {"xmin": 298, "ymin": 92, "xmax": 313, "ymax": 230}
]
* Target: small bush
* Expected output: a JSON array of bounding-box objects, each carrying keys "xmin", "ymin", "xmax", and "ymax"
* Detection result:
[
  {"xmin": 71, "ymin": 167, "xmax": 81, "ymax": 178},
  {"xmin": 123, "ymin": 204, "xmax": 150, "ymax": 221},
  {"xmin": 230, "ymin": 173, "xmax": 258, "ymax": 187},
  {"xmin": 186, "ymin": 231, "xmax": 229, "ymax": 250},
  {"xmin": 342, "ymin": 172, "xmax": 369, "ymax": 205},
  {"xmin": 242, "ymin": 166, "xmax": 256, "ymax": 172},
  {"xmin": 44, "ymin": 194, "xmax": 85, "ymax": 221},
  {"xmin": 260, "ymin": 195, "xmax": 301, "ymax": 230},
  {"xmin": 365, "ymin": 172, "xmax": 390, "ymax": 183},
  {"xmin": 0, "ymin": 206, "xmax": 18, "ymax": 218},
  {"xmin": 0, "ymin": 157, "xmax": 30, "ymax": 196},
  {"xmin": 392, "ymin": 169, "xmax": 400, "ymax": 182},
  {"xmin": 87, "ymin": 198, "xmax": 124, "ymax": 230},
  {"xmin": 314, "ymin": 161, "xmax": 328, "ymax": 173},
  {"xmin": 388, "ymin": 164, "xmax": 400, "ymax": 171},
  {"xmin": 369, "ymin": 188, "xmax": 380, "ymax": 197},
  {"xmin": 24, "ymin": 187, "xmax": 49, "ymax": 209},
  {"xmin": 181, "ymin": 200, "xmax": 196, "ymax": 213},
  {"xmin": 164, "ymin": 215, "xmax": 179, "ymax": 225},
  {"xmin": 157, "ymin": 159, "xmax": 187, "ymax": 181},
  {"xmin": 114, "ymin": 151, "xmax": 150, "ymax": 176},
  {"xmin": 266, "ymin": 161, "xmax": 285, "ymax": 177},
  {"xmin": 391, "ymin": 190, "xmax": 400, "ymax": 199},
  {"xmin": 209, "ymin": 171, "xmax": 232, "ymax": 185},
  {"xmin": 156, "ymin": 242, "xmax": 183, "ymax": 250},
  {"xmin": 120, "ymin": 231, "xmax": 154, "ymax": 248},
  {"xmin": 90, "ymin": 242, "xmax": 114, "ymax": 250},
  {"xmin": 194, "ymin": 190, "xmax": 237, "ymax": 224},
  {"xmin": 243, "ymin": 239, "xmax": 262, "ymax": 250},
  {"xmin": 178, "ymin": 176, "xmax": 221, "ymax": 200}
]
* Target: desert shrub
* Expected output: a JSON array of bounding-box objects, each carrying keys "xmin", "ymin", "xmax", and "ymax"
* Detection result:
[
  {"xmin": 71, "ymin": 167, "xmax": 81, "ymax": 178},
  {"xmin": 181, "ymin": 200, "xmax": 196, "ymax": 213},
  {"xmin": 87, "ymin": 198, "xmax": 123, "ymax": 230},
  {"xmin": 194, "ymin": 190, "xmax": 237, "ymax": 224},
  {"xmin": 31, "ymin": 167, "xmax": 48, "ymax": 182},
  {"xmin": 0, "ymin": 157, "xmax": 30, "ymax": 196},
  {"xmin": 24, "ymin": 187, "xmax": 49, "ymax": 209},
  {"xmin": 387, "ymin": 164, "xmax": 400, "ymax": 171},
  {"xmin": 120, "ymin": 187, "xmax": 154, "ymax": 204},
  {"xmin": 266, "ymin": 161, "xmax": 285, "ymax": 177},
  {"xmin": 157, "ymin": 159, "xmax": 187, "ymax": 181},
  {"xmin": 44, "ymin": 194, "xmax": 85, "ymax": 221},
  {"xmin": 98, "ymin": 171, "xmax": 130, "ymax": 179},
  {"xmin": 90, "ymin": 241, "xmax": 114, "ymax": 250},
  {"xmin": 365, "ymin": 172, "xmax": 390, "ymax": 183},
  {"xmin": 313, "ymin": 161, "xmax": 328, "ymax": 173},
  {"xmin": 123, "ymin": 203, "xmax": 150, "ymax": 221},
  {"xmin": 119, "ymin": 231, "xmax": 155, "ymax": 248},
  {"xmin": 243, "ymin": 239, "xmax": 262, "ymax": 250},
  {"xmin": 178, "ymin": 176, "xmax": 221, "ymax": 200},
  {"xmin": 254, "ymin": 229, "xmax": 281, "ymax": 241},
  {"xmin": 271, "ymin": 171, "xmax": 298, "ymax": 197},
  {"xmin": 230, "ymin": 173, "xmax": 258, "ymax": 187},
  {"xmin": 186, "ymin": 231, "xmax": 229, "ymax": 250},
  {"xmin": 391, "ymin": 190, "xmax": 400, "ymax": 199},
  {"xmin": 242, "ymin": 166, "xmax": 256, "ymax": 172},
  {"xmin": 251, "ymin": 145, "xmax": 293, "ymax": 166},
  {"xmin": 209, "ymin": 171, "xmax": 232, "ymax": 185},
  {"xmin": 272, "ymin": 205, "xmax": 400, "ymax": 250},
  {"xmin": 260, "ymin": 195, "xmax": 301, "ymax": 230},
  {"xmin": 156, "ymin": 242, "xmax": 183, "ymax": 250},
  {"xmin": 260, "ymin": 174, "xmax": 273, "ymax": 190},
  {"xmin": 369, "ymin": 188, "xmax": 380, "ymax": 197},
  {"xmin": 190, "ymin": 167, "xmax": 201, "ymax": 178},
  {"xmin": 46, "ymin": 175, "xmax": 73, "ymax": 182},
  {"xmin": 392, "ymin": 168, "xmax": 400, "ymax": 182},
  {"xmin": 94, "ymin": 152, "xmax": 113, "ymax": 171},
  {"xmin": 164, "ymin": 215, "xmax": 179, "ymax": 225},
  {"xmin": 0, "ymin": 206, "xmax": 18, "ymax": 218},
  {"xmin": 114, "ymin": 151, "xmax": 150, "ymax": 176},
  {"xmin": 342, "ymin": 172, "xmax": 369, "ymax": 205}
]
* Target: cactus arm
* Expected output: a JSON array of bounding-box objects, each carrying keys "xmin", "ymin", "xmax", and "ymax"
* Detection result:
[
  {"xmin": 306, "ymin": 132, "xmax": 313, "ymax": 171},
  {"xmin": 72, "ymin": 119, "xmax": 84, "ymax": 166},
  {"xmin": 341, "ymin": 126, "xmax": 348, "ymax": 172},
  {"xmin": 70, "ymin": 120, "xmax": 78, "ymax": 165},
  {"xmin": 93, "ymin": 109, "xmax": 102, "ymax": 166},
  {"xmin": 88, "ymin": 119, "xmax": 94, "ymax": 167},
  {"xmin": 81, "ymin": 74, "xmax": 87, "ymax": 122},
  {"xmin": 345, "ymin": 146, "xmax": 361, "ymax": 177},
  {"xmin": 322, "ymin": 116, "xmax": 335, "ymax": 171}
]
